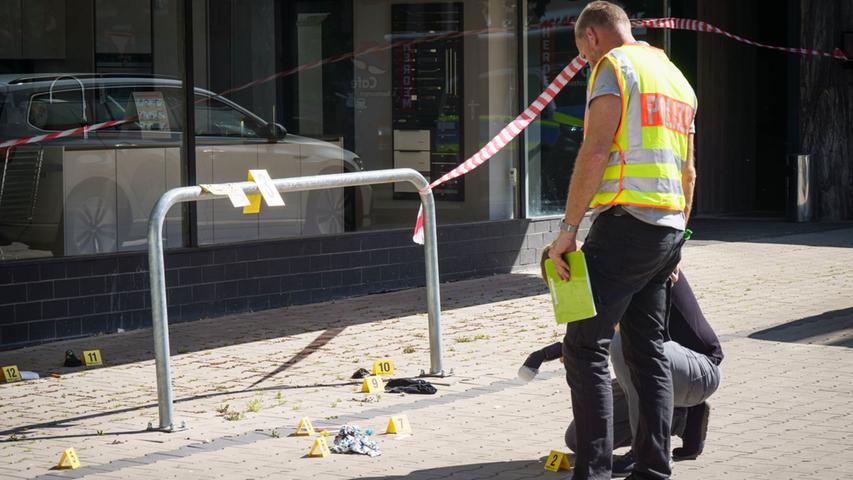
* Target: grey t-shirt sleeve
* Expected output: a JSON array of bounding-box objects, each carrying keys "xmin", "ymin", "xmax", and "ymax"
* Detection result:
[{"xmin": 588, "ymin": 58, "xmax": 621, "ymax": 102}]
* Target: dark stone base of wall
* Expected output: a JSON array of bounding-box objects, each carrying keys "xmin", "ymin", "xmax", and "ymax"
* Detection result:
[{"xmin": 0, "ymin": 218, "xmax": 570, "ymax": 350}]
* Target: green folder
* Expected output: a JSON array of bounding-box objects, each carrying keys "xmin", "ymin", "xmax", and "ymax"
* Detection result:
[{"xmin": 543, "ymin": 251, "xmax": 597, "ymax": 324}]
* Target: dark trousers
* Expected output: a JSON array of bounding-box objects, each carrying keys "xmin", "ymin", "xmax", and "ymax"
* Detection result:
[
  {"xmin": 563, "ymin": 208, "xmax": 683, "ymax": 480},
  {"xmin": 565, "ymin": 379, "xmax": 689, "ymax": 454}
]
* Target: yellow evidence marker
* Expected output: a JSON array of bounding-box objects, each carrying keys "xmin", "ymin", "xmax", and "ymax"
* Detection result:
[
  {"xmin": 242, "ymin": 170, "xmax": 263, "ymax": 214},
  {"xmin": 371, "ymin": 359, "xmax": 395, "ymax": 376},
  {"xmin": 544, "ymin": 450, "xmax": 571, "ymax": 472},
  {"xmin": 385, "ymin": 415, "xmax": 412, "ymax": 435},
  {"xmin": 81, "ymin": 350, "xmax": 103, "ymax": 367},
  {"xmin": 308, "ymin": 436, "xmax": 332, "ymax": 458},
  {"xmin": 293, "ymin": 417, "xmax": 315, "ymax": 436},
  {"xmin": 243, "ymin": 169, "xmax": 285, "ymax": 214},
  {"xmin": 359, "ymin": 375, "xmax": 383, "ymax": 393},
  {"xmin": 1, "ymin": 365, "xmax": 21, "ymax": 383},
  {"xmin": 57, "ymin": 448, "xmax": 81, "ymax": 469}
]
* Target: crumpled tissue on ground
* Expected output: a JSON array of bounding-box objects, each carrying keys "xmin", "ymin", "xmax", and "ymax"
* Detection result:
[{"xmin": 329, "ymin": 425, "xmax": 381, "ymax": 457}]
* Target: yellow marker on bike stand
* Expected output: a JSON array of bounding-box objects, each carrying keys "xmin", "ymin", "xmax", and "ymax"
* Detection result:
[{"xmin": 243, "ymin": 169, "xmax": 285, "ymax": 214}]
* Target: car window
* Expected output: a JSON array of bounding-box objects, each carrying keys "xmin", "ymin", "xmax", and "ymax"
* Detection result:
[
  {"xmin": 28, "ymin": 89, "xmax": 92, "ymax": 131},
  {"xmin": 194, "ymin": 95, "xmax": 265, "ymax": 138},
  {"xmin": 93, "ymin": 86, "xmax": 184, "ymax": 132}
]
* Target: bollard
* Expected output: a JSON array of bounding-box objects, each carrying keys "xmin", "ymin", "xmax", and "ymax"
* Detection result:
[
  {"xmin": 146, "ymin": 169, "xmax": 445, "ymax": 431},
  {"xmin": 786, "ymin": 154, "xmax": 813, "ymax": 222}
]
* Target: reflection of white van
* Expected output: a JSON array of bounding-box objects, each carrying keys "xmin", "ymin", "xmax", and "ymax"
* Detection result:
[{"xmin": 0, "ymin": 74, "xmax": 371, "ymax": 257}]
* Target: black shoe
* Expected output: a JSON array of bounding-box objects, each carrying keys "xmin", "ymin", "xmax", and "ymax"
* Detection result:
[
  {"xmin": 522, "ymin": 343, "xmax": 554, "ymax": 370},
  {"xmin": 673, "ymin": 401, "xmax": 710, "ymax": 461},
  {"xmin": 519, "ymin": 342, "xmax": 562, "ymax": 381},
  {"xmin": 517, "ymin": 351, "xmax": 544, "ymax": 381},
  {"xmin": 612, "ymin": 450, "xmax": 635, "ymax": 477},
  {"xmin": 621, "ymin": 455, "xmax": 675, "ymax": 479}
]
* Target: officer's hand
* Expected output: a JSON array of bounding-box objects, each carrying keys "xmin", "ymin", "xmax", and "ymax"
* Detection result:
[
  {"xmin": 670, "ymin": 264, "xmax": 682, "ymax": 284},
  {"xmin": 549, "ymin": 231, "xmax": 578, "ymax": 281}
]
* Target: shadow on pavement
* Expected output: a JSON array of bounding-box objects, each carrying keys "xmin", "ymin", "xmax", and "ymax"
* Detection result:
[
  {"xmin": 0, "ymin": 272, "xmax": 548, "ymax": 438},
  {"xmin": 0, "ymin": 377, "xmax": 359, "ymax": 437},
  {"xmin": 688, "ymin": 217, "xmax": 853, "ymax": 248},
  {"xmin": 357, "ymin": 457, "xmax": 563, "ymax": 480},
  {"xmin": 246, "ymin": 326, "xmax": 347, "ymax": 388},
  {"xmin": 749, "ymin": 307, "xmax": 853, "ymax": 348},
  {"xmin": 7, "ymin": 374, "xmax": 556, "ymax": 461},
  {"xmin": 0, "ymin": 273, "xmax": 548, "ymax": 375},
  {"xmin": 1, "ymin": 428, "xmax": 150, "ymax": 443}
]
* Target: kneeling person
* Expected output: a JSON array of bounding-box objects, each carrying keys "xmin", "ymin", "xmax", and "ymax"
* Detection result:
[{"xmin": 520, "ymin": 246, "xmax": 723, "ymax": 476}]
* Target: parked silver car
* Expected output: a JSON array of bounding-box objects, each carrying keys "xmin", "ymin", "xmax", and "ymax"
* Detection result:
[{"xmin": 0, "ymin": 74, "xmax": 371, "ymax": 257}]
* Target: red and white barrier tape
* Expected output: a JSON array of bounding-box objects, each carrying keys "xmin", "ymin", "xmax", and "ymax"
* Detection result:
[
  {"xmin": 217, "ymin": 26, "xmax": 503, "ymax": 99},
  {"xmin": 0, "ymin": 27, "xmax": 504, "ymax": 153},
  {"xmin": 0, "ymin": 16, "xmax": 845, "ymax": 233},
  {"xmin": 637, "ymin": 18, "xmax": 848, "ymax": 60},
  {"xmin": 412, "ymin": 55, "xmax": 587, "ymax": 243},
  {"xmin": 0, "ymin": 119, "xmax": 128, "ymax": 150},
  {"xmin": 223, "ymin": 18, "xmax": 848, "ymax": 101},
  {"xmin": 411, "ymin": 17, "xmax": 849, "ymax": 244}
]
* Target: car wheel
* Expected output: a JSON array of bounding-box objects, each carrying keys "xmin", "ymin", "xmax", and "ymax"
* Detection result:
[
  {"xmin": 64, "ymin": 179, "xmax": 129, "ymax": 255},
  {"xmin": 304, "ymin": 187, "xmax": 345, "ymax": 235}
]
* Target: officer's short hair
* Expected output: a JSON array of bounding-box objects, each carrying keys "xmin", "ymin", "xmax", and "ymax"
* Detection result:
[{"xmin": 575, "ymin": 1, "xmax": 631, "ymax": 38}]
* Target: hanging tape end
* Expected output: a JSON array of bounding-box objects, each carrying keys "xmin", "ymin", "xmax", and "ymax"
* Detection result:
[
  {"xmin": 412, "ymin": 205, "xmax": 425, "ymax": 245},
  {"xmin": 412, "ymin": 229, "xmax": 425, "ymax": 245}
]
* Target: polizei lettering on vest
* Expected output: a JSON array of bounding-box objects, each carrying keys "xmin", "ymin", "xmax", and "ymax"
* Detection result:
[{"xmin": 640, "ymin": 93, "xmax": 694, "ymax": 135}]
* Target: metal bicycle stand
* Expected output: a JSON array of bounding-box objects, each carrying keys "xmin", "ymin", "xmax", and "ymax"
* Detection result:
[{"xmin": 146, "ymin": 168, "xmax": 446, "ymax": 432}]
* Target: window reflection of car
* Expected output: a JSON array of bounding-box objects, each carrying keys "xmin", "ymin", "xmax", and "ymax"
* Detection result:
[{"xmin": 0, "ymin": 74, "xmax": 371, "ymax": 257}]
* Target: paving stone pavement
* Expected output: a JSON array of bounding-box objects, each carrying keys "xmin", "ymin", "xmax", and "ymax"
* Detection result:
[{"xmin": 1, "ymin": 225, "xmax": 852, "ymax": 479}]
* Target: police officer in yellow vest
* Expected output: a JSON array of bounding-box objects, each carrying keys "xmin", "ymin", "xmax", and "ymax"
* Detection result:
[{"xmin": 547, "ymin": 2, "xmax": 697, "ymax": 479}]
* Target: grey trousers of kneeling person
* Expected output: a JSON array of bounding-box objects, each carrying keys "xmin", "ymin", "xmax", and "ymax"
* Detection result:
[
  {"xmin": 611, "ymin": 331, "xmax": 722, "ymax": 441},
  {"xmin": 565, "ymin": 379, "xmax": 688, "ymax": 453}
]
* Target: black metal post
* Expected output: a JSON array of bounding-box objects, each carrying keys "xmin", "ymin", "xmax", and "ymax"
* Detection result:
[
  {"xmin": 181, "ymin": 0, "xmax": 198, "ymax": 247},
  {"xmin": 516, "ymin": 0, "xmax": 528, "ymax": 220}
]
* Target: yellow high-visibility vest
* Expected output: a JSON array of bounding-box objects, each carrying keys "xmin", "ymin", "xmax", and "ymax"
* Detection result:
[{"xmin": 586, "ymin": 44, "xmax": 697, "ymax": 210}]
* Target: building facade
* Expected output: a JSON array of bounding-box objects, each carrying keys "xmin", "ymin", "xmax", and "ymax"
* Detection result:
[{"xmin": 1, "ymin": 0, "xmax": 850, "ymax": 349}]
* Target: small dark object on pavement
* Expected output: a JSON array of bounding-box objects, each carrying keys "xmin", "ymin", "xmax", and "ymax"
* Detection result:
[
  {"xmin": 384, "ymin": 378, "xmax": 437, "ymax": 394},
  {"xmin": 351, "ymin": 368, "xmax": 371, "ymax": 379},
  {"xmin": 64, "ymin": 350, "xmax": 82, "ymax": 367}
]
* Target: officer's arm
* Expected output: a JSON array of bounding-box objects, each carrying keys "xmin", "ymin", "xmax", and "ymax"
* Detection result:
[
  {"xmin": 682, "ymin": 133, "xmax": 696, "ymax": 225},
  {"xmin": 548, "ymin": 93, "xmax": 621, "ymax": 281}
]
